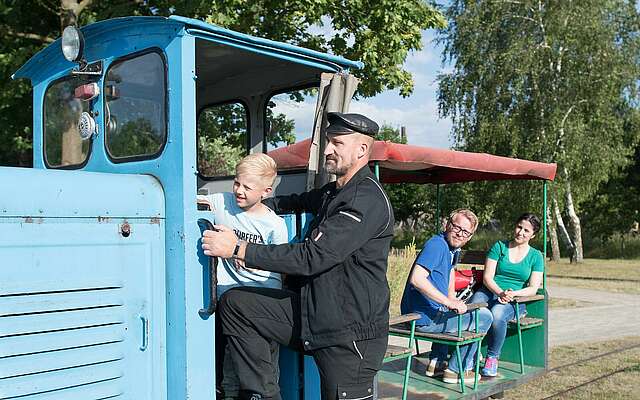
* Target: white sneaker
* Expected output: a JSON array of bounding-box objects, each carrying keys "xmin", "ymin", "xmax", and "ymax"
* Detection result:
[
  {"xmin": 442, "ymin": 368, "xmax": 481, "ymax": 384},
  {"xmin": 425, "ymin": 359, "xmax": 447, "ymax": 377}
]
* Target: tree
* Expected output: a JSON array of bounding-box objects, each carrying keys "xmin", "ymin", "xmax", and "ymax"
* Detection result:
[
  {"xmin": 582, "ymin": 139, "xmax": 640, "ymax": 241},
  {"xmin": 437, "ymin": 0, "xmax": 640, "ymax": 262},
  {"xmin": 0, "ymin": 0, "xmax": 445, "ymax": 166}
]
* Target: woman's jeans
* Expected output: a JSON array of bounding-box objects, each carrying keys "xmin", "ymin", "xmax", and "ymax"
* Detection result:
[
  {"xmin": 469, "ymin": 287, "xmax": 526, "ymax": 359},
  {"xmin": 416, "ymin": 307, "xmax": 492, "ymax": 373}
]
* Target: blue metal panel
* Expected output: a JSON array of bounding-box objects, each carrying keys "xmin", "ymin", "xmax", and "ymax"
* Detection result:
[
  {"xmin": 303, "ymin": 356, "xmax": 322, "ymax": 400},
  {"xmin": 0, "ymin": 170, "xmax": 166, "ymax": 399},
  {"xmin": 0, "ymin": 167, "xmax": 163, "ymax": 218}
]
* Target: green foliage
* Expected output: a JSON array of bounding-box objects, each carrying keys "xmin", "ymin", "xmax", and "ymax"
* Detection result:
[
  {"xmin": 437, "ymin": 0, "xmax": 640, "ymax": 235},
  {"xmin": 108, "ymin": 118, "xmax": 163, "ymax": 159},
  {"xmin": 583, "ymin": 234, "xmax": 640, "ymax": 259},
  {"xmin": 0, "ymin": 0, "xmax": 445, "ymax": 166},
  {"xmin": 198, "ymin": 103, "xmax": 249, "ymax": 150},
  {"xmin": 197, "ymin": 135, "xmax": 244, "ymax": 177},
  {"xmin": 197, "ymin": 103, "xmax": 248, "ymax": 177},
  {"xmin": 582, "ymin": 144, "xmax": 640, "ymax": 239}
]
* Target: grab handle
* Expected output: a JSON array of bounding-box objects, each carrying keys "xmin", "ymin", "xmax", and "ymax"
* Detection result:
[
  {"xmin": 139, "ymin": 315, "xmax": 149, "ymax": 351},
  {"xmin": 198, "ymin": 218, "xmax": 218, "ymax": 318}
]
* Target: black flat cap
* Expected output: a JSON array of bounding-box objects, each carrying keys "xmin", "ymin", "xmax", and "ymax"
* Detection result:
[{"xmin": 326, "ymin": 112, "xmax": 379, "ymax": 137}]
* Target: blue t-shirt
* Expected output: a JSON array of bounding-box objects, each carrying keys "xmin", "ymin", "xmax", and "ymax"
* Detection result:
[
  {"xmin": 200, "ymin": 192, "xmax": 289, "ymax": 297},
  {"xmin": 400, "ymin": 233, "xmax": 459, "ymax": 325}
]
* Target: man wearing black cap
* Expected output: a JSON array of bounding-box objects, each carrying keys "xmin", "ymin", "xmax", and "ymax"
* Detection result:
[{"xmin": 202, "ymin": 112, "xmax": 394, "ymax": 400}]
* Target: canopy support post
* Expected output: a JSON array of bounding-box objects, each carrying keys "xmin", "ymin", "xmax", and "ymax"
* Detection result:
[
  {"xmin": 543, "ymin": 180, "xmax": 548, "ymax": 289},
  {"xmin": 435, "ymin": 184, "xmax": 441, "ymax": 233},
  {"xmin": 374, "ymin": 161, "xmax": 380, "ymax": 180}
]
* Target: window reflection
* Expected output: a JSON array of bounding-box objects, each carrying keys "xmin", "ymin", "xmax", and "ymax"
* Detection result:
[
  {"xmin": 44, "ymin": 77, "xmax": 92, "ymax": 168},
  {"xmin": 105, "ymin": 51, "xmax": 166, "ymax": 160}
]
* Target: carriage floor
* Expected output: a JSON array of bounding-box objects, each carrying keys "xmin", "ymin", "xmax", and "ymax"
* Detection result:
[{"xmin": 378, "ymin": 354, "xmax": 546, "ymax": 400}]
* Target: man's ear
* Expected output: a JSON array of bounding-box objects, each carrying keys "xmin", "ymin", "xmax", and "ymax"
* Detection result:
[
  {"xmin": 358, "ymin": 140, "xmax": 370, "ymax": 159},
  {"xmin": 263, "ymin": 186, "xmax": 273, "ymax": 198}
]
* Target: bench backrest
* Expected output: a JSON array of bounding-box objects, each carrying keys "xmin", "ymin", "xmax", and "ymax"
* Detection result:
[{"xmin": 457, "ymin": 250, "xmax": 486, "ymax": 269}]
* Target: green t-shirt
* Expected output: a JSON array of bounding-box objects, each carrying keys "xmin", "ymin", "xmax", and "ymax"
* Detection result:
[{"xmin": 487, "ymin": 240, "xmax": 544, "ymax": 291}]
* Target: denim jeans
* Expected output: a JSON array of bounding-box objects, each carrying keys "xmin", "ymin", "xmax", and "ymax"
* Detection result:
[
  {"xmin": 469, "ymin": 287, "xmax": 526, "ymax": 359},
  {"xmin": 416, "ymin": 307, "xmax": 492, "ymax": 372}
]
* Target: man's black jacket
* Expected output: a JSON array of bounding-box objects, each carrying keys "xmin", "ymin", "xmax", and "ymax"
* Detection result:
[{"xmin": 244, "ymin": 166, "xmax": 394, "ymax": 350}]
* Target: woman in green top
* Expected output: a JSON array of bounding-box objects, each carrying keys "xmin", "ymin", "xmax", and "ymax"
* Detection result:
[{"xmin": 469, "ymin": 213, "xmax": 544, "ymax": 376}]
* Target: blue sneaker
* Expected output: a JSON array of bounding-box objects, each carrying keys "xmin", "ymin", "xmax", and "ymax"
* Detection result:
[{"xmin": 482, "ymin": 356, "xmax": 498, "ymax": 377}]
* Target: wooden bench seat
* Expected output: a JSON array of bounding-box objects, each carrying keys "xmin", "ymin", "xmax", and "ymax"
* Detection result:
[
  {"xmin": 388, "ymin": 303, "xmax": 488, "ymax": 394},
  {"xmin": 509, "ymin": 316, "xmax": 544, "ymax": 328},
  {"xmin": 513, "ymin": 294, "xmax": 544, "ymax": 303},
  {"xmin": 389, "ymin": 327, "xmax": 486, "ymax": 342},
  {"xmin": 385, "ymin": 344, "xmax": 413, "ymax": 358}
]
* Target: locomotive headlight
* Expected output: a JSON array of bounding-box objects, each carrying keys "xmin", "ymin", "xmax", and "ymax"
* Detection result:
[{"xmin": 61, "ymin": 26, "xmax": 84, "ymax": 63}]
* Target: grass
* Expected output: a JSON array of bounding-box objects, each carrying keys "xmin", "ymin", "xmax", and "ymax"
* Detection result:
[
  {"xmin": 547, "ymin": 277, "xmax": 640, "ymax": 295},
  {"xmin": 548, "ymin": 297, "xmax": 592, "ymax": 309},
  {"xmin": 387, "ymin": 243, "xmax": 417, "ymax": 316},
  {"xmin": 546, "ymin": 258, "xmax": 640, "ymax": 280},
  {"xmin": 505, "ymin": 336, "xmax": 640, "ymax": 399},
  {"xmin": 546, "ymin": 258, "xmax": 640, "ymax": 295}
]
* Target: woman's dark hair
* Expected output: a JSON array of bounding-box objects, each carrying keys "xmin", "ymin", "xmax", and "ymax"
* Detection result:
[{"xmin": 516, "ymin": 213, "xmax": 541, "ymax": 234}]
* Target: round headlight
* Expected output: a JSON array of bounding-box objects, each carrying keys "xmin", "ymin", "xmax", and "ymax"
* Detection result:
[{"xmin": 61, "ymin": 26, "xmax": 84, "ymax": 62}]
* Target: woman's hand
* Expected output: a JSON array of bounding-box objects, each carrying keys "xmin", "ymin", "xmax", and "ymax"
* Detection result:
[{"xmin": 498, "ymin": 289, "xmax": 514, "ymax": 304}]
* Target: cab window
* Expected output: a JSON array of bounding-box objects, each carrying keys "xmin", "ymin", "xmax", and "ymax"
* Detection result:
[
  {"xmin": 197, "ymin": 102, "xmax": 248, "ymax": 178},
  {"xmin": 265, "ymin": 88, "xmax": 317, "ymax": 169},
  {"xmin": 105, "ymin": 51, "xmax": 167, "ymax": 161},
  {"xmin": 43, "ymin": 77, "xmax": 93, "ymax": 168}
]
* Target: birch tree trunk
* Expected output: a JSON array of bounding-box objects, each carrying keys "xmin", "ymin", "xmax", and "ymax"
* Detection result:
[
  {"xmin": 553, "ymin": 196, "xmax": 576, "ymax": 260},
  {"xmin": 59, "ymin": 0, "xmax": 88, "ymax": 166},
  {"xmin": 547, "ymin": 201, "xmax": 561, "ymax": 261},
  {"xmin": 564, "ymin": 178, "xmax": 584, "ymax": 262},
  {"xmin": 61, "ymin": 124, "xmax": 82, "ymax": 166}
]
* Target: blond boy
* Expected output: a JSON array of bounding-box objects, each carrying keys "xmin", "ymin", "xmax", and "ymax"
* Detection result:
[{"xmin": 198, "ymin": 153, "xmax": 288, "ymax": 399}]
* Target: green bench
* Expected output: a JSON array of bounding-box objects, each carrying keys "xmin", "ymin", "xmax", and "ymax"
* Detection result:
[
  {"xmin": 458, "ymin": 250, "xmax": 546, "ymax": 375},
  {"xmin": 508, "ymin": 294, "xmax": 545, "ymax": 373},
  {"xmin": 388, "ymin": 302, "xmax": 488, "ymax": 394},
  {"xmin": 383, "ymin": 313, "xmax": 420, "ymax": 400}
]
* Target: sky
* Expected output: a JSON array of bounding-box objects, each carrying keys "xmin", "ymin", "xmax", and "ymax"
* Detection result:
[{"xmin": 351, "ymin": 30, "xmax": 452, "ymax": 148}]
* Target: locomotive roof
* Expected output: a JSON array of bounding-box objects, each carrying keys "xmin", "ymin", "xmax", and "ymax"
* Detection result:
[{"xmin": 14, "ymin": 15, "xmax": 362, "ymax": 83}]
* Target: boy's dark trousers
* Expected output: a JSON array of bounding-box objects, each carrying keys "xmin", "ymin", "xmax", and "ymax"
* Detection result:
[{"xmin": 220, "ymin": 287, "xmax": 386, "ymax": 400}]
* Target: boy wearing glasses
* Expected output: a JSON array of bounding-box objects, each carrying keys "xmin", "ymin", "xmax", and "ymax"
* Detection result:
[{"xmin": 400, "ymin": 209, "xmax": 493, "ymax": 384}]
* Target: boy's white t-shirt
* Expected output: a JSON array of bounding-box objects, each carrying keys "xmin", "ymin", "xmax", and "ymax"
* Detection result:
[{"xmin": 202, "ymin": 192, "xmax": 289, "ymax": 297}]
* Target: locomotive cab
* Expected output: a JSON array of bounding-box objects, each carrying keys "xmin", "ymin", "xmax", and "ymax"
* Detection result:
[{"xmin": 3, "ymin": 16, "xmax": 360, "ymax": 400}]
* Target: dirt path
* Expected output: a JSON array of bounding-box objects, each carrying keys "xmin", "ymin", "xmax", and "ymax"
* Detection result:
[{"xmin": 547, "ymin": 284, "xmax": 640, "ymax": 347}]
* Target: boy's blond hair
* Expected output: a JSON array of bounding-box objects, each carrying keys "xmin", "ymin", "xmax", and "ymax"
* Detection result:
[{"xmin": 236, "ymin": 153, "xmax": 278, "ymax": 186}]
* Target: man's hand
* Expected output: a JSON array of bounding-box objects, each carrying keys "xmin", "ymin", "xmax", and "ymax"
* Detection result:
[
  {"xmin": 446, "ymin": 299, "xmax": 468, "ymax": 314},
  {"xmin": 202, "ymin": 224, "xmax": 237, "ymax": 258}
]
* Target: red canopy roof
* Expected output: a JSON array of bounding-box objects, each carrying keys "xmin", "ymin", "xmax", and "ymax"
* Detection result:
[{"xmin": 268, "ymin": 138, "xmax": 556, "ymax": 184}]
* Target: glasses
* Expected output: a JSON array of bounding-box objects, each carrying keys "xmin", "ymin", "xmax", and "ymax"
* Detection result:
[{"xmin": 448, "ymin": 222, "xmax": 474, "ymax": 238}]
